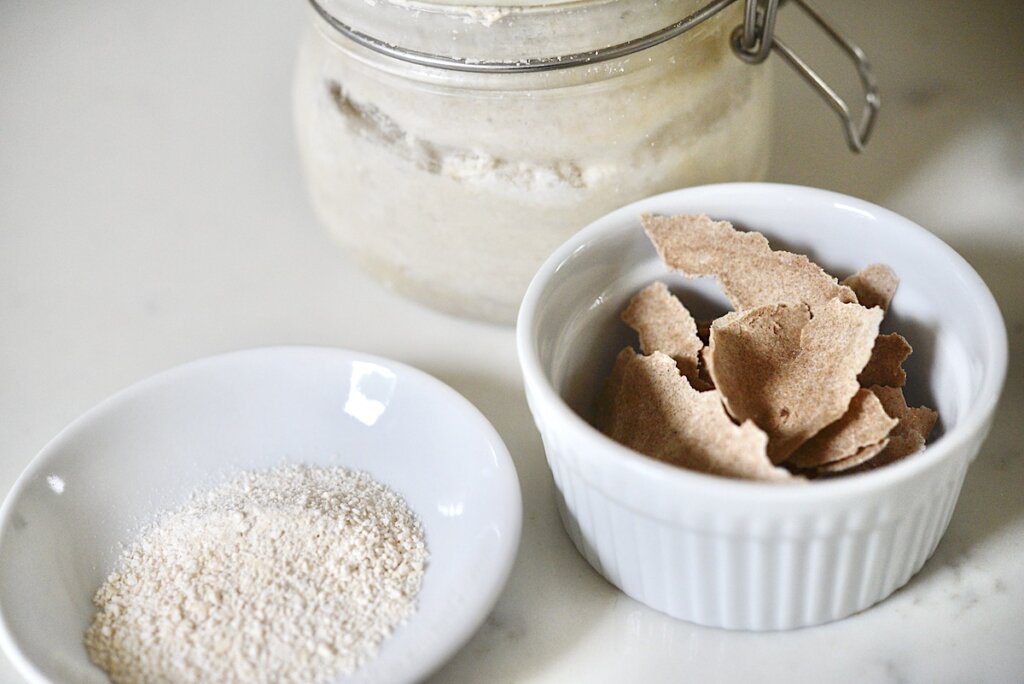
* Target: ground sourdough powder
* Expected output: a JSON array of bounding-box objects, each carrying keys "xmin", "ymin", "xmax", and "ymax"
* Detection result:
[{"xmin": 84, "ymin": 465, "xmax": 428, "ymax": 684}]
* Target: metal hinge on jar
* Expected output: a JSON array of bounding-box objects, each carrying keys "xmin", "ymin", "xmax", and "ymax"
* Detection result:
[
  {"xmin": 731, "ymin": 0, "xmax": 879, "ymax": 152},
  {"xmin": 308, "ymin": 0, "xmax": 880, "ymax": 153}
]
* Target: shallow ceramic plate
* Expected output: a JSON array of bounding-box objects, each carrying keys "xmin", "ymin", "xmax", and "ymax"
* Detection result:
[{"xmin": 0, "ymin": 346, "xmax": 522, "ymax": 683}]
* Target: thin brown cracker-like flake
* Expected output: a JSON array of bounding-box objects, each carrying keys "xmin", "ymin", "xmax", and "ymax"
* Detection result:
[
  {"xmin": 843, "ymin": 263, "xmax": 899, "ymax": 311},
  {"xmin": 857, "ymin": 385, "xmax": 940, "ymax": 470},
  {"xmin": 814, "ymin": 440, "xmax": 891, "ymax": 474},
  {"xmin": 859, "ymin": 333, "xmax": 913, "ymax": 388},
  {"xmin": 707, "ymin": 299, "xmax": 883, "ymax": 463},
  {"xmin": 641, "ymin": 213, "xmax": 857, "ymax": 310},
  {"xmin": 787, "ymin": 389, "xmax": 898, "ymax": 469},
  {"xmin": 596, "ymin": 348, "xmax": 794, "ymax": 482},
  {"xmin": 622, "ymin": 281, "xmax": 703, "ymax": 381}
]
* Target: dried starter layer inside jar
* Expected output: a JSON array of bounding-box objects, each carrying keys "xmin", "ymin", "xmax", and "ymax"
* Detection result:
[{"xmin": 294, "ymin": 0, "xmax": 773, "ymax": 322}]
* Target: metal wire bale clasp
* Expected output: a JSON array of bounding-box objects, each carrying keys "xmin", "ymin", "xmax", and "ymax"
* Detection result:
[{"xmin": 731, "ymin": 0, "xmax": 880, "ymax": 152}]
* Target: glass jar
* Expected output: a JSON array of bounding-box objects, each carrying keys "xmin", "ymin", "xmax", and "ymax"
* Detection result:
[{"xmin": 294, "ymin": 0, "xmax": 774, "ymax": 323}]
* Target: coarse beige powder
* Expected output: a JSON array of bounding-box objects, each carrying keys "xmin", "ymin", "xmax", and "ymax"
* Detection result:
[{"xmin": 85, "ymin": 464, "xmax": 427, "ymax": 684}]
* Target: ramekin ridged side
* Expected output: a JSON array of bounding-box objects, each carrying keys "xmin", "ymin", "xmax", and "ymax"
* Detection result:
[{"xmin": 529, "ymin": 379, "xmax": 981, "ymax": 630}]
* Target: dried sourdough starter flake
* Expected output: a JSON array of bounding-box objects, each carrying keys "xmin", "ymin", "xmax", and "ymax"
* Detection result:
[
  {"xmin": 596, "ymin": 214, "xmax": 939, "ymax": 480},
  {"xmin": 85, "ymin": 465, "xmax": 428, "ymax": 684},
  {"xmin": 598, "ymin": 349, "xmax": 793, "ymax": 482},
  {"xmin": 843, "ymin": 263, "xmax": 899, "ymax": 311},
  {"xmin": 787, "ymin": 388, "xmax": 898, "ymax": 469},
  {"xmin": 706, "ymin": 299, "xmax": 883, "ymax": 463},
  {"xmin": 860, "ymin": 385, "xmax": 940, "ymax": 470},
  {"xmin": 621, "ymin": 281, "xmax": 703, "ymax": 382},
  {"xmin": 815, "ymin": 440, "xmax": 892, "ymax": 473},
  {"xmin": 641, "ymin": 213, "xmax": 857, "ymax": 310},
  {"xmin": 859, "ymin": 333, "xmax": 913, "ymax": 388}
]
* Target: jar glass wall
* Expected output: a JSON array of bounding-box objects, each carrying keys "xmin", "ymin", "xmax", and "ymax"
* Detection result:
[{"xmin": 294, "ymin": 0, "xmax": 773, "ymax": 323}]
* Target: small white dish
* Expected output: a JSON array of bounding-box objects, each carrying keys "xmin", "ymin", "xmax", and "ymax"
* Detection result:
[{"xmin": 0, "ymin": 346, "xmax": 522, "ymax": 683}]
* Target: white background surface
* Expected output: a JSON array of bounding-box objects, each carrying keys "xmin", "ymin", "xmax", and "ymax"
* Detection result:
[{"xmin": 2, "ymin": 1, "xmax": 1022, "ymax": 682}]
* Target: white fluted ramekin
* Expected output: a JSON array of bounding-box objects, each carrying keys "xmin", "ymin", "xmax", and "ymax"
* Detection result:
[{"xmin": 516, "ymin": 183, "xmax": 1006, "ymax": 630}]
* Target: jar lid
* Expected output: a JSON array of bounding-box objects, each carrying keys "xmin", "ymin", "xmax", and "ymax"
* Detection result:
[
  {"xmin": 312, "ymin": 0, "xmax": 705, "ymax": 64},
  {"xmin": 310, "ymin": 0, "xmax": 879, "ymax": 151}
]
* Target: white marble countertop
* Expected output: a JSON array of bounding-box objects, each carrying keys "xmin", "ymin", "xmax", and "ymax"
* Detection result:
[{"xmin": 2, "ymin": 1, "xmax": 1021, "ymax": 682}]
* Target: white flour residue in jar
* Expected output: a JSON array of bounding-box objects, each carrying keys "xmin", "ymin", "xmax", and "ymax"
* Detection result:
[
  {"xmin": 294, "ymin": 0, "xmax": 771, "ymax": 323},
  {"xmin": 326, "ymin": 81, "xmax": 598, "ymax": 193},
  {"xmin": 84, "ymin": 464, "xmax": 428, "ymax": 684}
]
